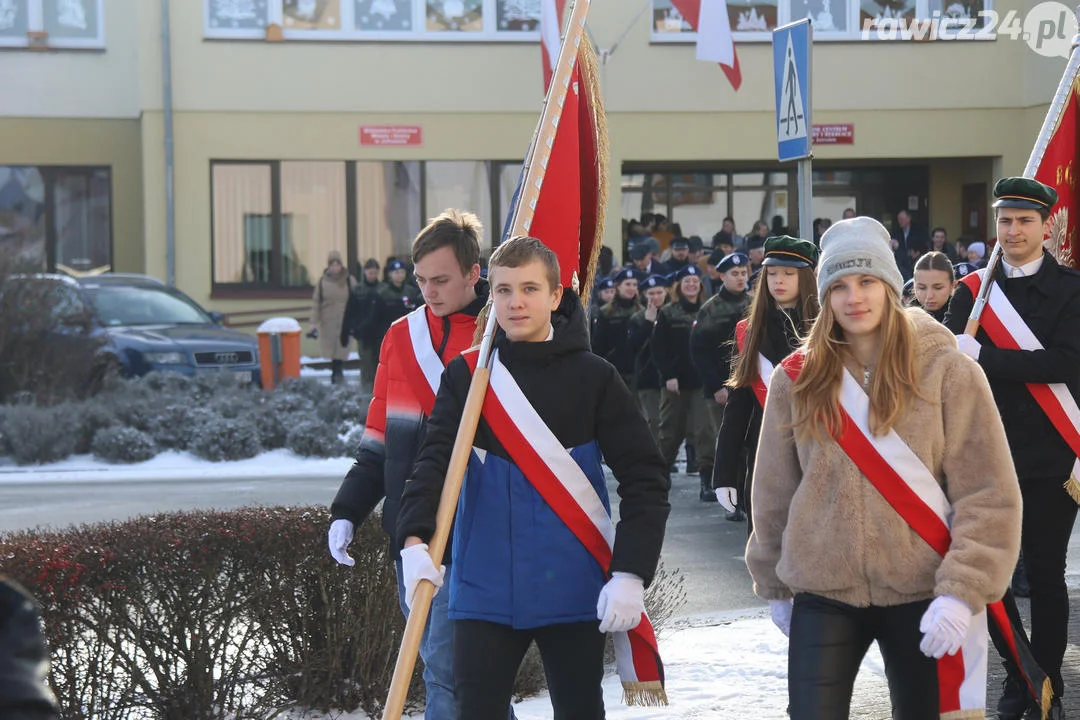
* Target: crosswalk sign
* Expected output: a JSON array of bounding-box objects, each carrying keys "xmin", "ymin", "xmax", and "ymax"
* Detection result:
[{"xmin": 773, "ymin": 19, "xmax": 812, "ymax": 161}]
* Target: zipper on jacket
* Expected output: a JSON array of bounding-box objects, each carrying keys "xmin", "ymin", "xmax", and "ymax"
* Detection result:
[{"xmin": 437, "ymin": 316, "xmax": 451, "ymax": 360}]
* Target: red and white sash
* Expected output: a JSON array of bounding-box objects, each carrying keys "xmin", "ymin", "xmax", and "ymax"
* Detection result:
[
  {"xmin": 961, "ymin": 270, "xmax": 1080, "ymax": 491},
  {"xmin": 783, "ymin": 352, "xmax": 988, "ymax": 719},
  {"xmin": 734, "ymin": 318, "xmax": 774, "ymax": 408},
  {"xmin": 463, "ymin": 348, "xmax": 667, "ymax": 706},
  {"xmin": 400, "ymin": 307, "xmax": 444, "ymax": 416}
]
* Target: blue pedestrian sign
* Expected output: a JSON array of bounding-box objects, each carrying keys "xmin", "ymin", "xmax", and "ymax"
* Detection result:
[{"xmin": 773, "ymin": 19, "xmax": 812, "ymax": 162}]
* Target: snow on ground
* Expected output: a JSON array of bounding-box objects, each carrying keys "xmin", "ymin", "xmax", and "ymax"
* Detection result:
[
  {"xmin": 300, "ymin": 608, "xmax": 890, "ymax": 720},
  {"xmin": 0, "ymin": 448, "xmax": 349, "ymax": 484}
]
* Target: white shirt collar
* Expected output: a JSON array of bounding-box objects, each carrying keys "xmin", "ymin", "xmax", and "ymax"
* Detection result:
[
  {"xmin": 1001, "ymin": 254, "xmax": 1044, "ymax": 279},
  {"xmin": 545, "ymin": 324, "xmax": 554, "ymax": 341}
]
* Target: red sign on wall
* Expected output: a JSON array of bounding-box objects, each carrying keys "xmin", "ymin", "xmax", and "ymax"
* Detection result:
[
  {"xmin": 812, "ymin": 124, "xmax": 855, "ymax": 145},
  {"xmin": 359, "ymin": 125, "xmax": 423, "ymax": 147}
]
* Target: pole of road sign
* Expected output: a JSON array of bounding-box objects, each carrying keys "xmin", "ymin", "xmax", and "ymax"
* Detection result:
[{"xmin": 773, "ymin": 19, "xmax": 813, "ymax": 239}]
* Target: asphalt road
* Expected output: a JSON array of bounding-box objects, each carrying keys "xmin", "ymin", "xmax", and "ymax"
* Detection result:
[{"xmin": 0, "ymin": 463, "xmax": 759, "ymax": 618}]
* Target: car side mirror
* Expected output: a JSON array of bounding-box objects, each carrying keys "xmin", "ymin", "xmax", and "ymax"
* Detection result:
[{"xmin": 208, "ymin": 311, "xmax": 226, "ymax": 325}]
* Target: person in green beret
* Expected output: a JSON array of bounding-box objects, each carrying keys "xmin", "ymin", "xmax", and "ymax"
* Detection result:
[{"xmin": 945, "ymin": 176, "xmax": 1080, "ymax": 720}]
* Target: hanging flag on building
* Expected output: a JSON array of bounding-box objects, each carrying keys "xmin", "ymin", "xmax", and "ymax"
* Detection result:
[
  {"xmin": 541, "ymin": 0, "xmax": 569, "ymax": 93},
  {"xmin": 1032, "ymin": 73, "xmax": 1080, "ymax": 270},
  {"xmin": 669, "ymin": 0, "xmax": 742, "ymax": 91}
]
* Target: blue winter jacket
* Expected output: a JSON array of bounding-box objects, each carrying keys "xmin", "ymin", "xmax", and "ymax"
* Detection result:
[{"xmin": 397, "ymin": 291, "xmax": 670, "ymax": 630}]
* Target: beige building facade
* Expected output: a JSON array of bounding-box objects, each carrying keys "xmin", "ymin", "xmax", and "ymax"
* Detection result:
[{"xmin": 0, "ymin": 0, "xmax": 1067, "ymax": 337}]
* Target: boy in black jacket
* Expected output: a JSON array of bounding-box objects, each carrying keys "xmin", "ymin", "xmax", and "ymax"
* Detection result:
[{"xmin": 397, "ymin": 236, "xmax": 670, "ymax": 720}]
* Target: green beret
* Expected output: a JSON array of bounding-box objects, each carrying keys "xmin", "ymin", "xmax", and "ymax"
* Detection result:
[
  {"xmin": 992, "ymin": 177, "xmax": 1058, "ymax": 212},
  {"xmin": 761, "ymin": 235, "xmax": 819, "ymax": 268}
]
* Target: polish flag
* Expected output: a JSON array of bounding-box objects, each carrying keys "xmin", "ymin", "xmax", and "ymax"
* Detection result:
[
  {"xmin": 670, "ymin": 0, "xmax": 742, "ymax": 91},
  {"xmin": 541, "ymin": 0, "xmax": 568, "ymax": 93}
]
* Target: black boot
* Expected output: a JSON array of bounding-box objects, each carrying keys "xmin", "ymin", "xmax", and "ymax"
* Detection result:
[
  {"xmin": 997, "ymin": 673, "xmax": 1032, "ymax": 720},
  {"xmin": 1024, "ymin": 697, "xmax": 1064, "ymax": 720},
  {"xmin": 685, "ymin": 443, "xmax": 696, "ymax": 474},
  {"xmin": 330, "ymin": 359, "xmax": 344, "ymax": 385},
  {"xmin": 699, "ymin": 477, "xmax": 717, "ymax": 502}
]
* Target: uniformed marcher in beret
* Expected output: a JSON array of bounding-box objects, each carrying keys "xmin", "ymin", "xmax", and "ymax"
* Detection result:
[
  {"xmin": 627, "ymin": 274, "xmax": 672, "ymax": 442},
  {"xmin": 953, "ymin": 261, "xmax": 979, "ymax": 280},
  {"xmin": 688, "ymin": 251, "xmax": 751, "ymax": 502},
  {"xmin": 591, "ymin": 267, "xmax": 643, "ymax": 383},
  {"xmin": 651, "ymin": 263, "xmax": 711, "ymax": 479},
  {"xmin": 590, "ymin": 276, "xmax": 618, "ymax": 323},
  {"xmin": 944, "ymin": 176, "xmax": 1079, "ymax": 720},
  {"xmin": 745, "ymin": 236, "xmax": 766, "ymax": 273},
  {"xmin": 373, "ymin": 257, "xmax": 423, "ymax": 357},
  {"xmin": 663, "ymin": 236, "xmax": 692, "ymax": 275}
]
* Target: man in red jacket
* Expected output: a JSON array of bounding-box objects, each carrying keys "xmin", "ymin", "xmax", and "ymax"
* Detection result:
[{"xmin": 328, "ymin": 208, "xmax": 496, "ymax": 720}]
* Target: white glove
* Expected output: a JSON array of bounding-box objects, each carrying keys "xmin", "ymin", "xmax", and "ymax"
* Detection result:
[
  {"xmin": 956, "ymin": 334, "xmax": 982, "ymax": 361},
  {"xmin": 328, "ymin": 518, "xmax": 355, "ymax": 567},
  {"xmin": 400, "ymin": 543, "xmax": 445, "ymax": 611},
  {"xmin": 919, "ymin": 595, "xmax": 972, "ymax": 659},
  {"xmin": 715, "ymin": 487, "xmax": 738, "ymax": 513},
  {"xmin": 769, "ymin": 598, "xmax": 794, "ymax": 637},
  {"xmin": 596, "ymin": 572, "xmax": 645, "ymax": 633}
]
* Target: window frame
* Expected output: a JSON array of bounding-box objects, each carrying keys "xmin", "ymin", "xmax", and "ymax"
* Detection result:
[
  {"xmin": 648, "ymin": 0, "xmax": 995, "ymax": 43},
  {"xmin": 0, "ymin": 0, "xmax": 106, "ymax": 50},
  {"xmin": 210, "ymin": 158, "xmax": 523, "ymax": 298},
  {"xmin": 204, "ymin": 0, "xmax": 541, "ymax": 42}
]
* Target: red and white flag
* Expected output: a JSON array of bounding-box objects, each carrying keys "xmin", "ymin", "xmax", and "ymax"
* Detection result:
[
  {"xmin": 669, "ymin": 0, "xmax": 742, "ymax": 91},
  {"xmin": 541, "ymin": 0, "xmax": 569, "ymax": 93}
]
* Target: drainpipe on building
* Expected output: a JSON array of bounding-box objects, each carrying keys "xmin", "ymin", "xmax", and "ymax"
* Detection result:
[{"xmin": 161, "ymin": 0, "xmax": 176, "ymax": 287}]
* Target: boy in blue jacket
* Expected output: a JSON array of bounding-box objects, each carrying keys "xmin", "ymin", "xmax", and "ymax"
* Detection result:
[{"xmin": 397, "ymin": 236, "xmax": 670, "ymax": 719}]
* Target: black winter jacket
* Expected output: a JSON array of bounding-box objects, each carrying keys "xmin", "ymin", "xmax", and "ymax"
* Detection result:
[
  {"xmin": 944, "ymin": 251, "xmax": 1080, "ymax": 479},
  {"xmin": 0, "ymin": 579, "xmax": 59, "ymax": 720},
  {"xmin": 397, "ymin": 291, "xmax": 671, "ymax": 585},
  {"xmin": 651, "ymin": 297, "xmax": 704, "ymax": 391},
  {"xmin": 714, "ymin": 306, "xmax": 803, "ymax": 491}
]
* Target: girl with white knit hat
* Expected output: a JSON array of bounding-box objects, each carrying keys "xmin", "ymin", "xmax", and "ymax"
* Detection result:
[{"xmin": 746, "ymin": 216, "xmax": 1022, "ymax": 719}]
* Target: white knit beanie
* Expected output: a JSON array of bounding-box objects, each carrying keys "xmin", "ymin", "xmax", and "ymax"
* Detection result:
[{"xmin": 816, "ymin": 217, "xmax": 904, "ymax": 299}]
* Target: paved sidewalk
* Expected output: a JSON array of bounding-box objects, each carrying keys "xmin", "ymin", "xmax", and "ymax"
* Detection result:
[{"xmin": 850, "ymin": 593, "xmax": 1080, "ymax": 718}]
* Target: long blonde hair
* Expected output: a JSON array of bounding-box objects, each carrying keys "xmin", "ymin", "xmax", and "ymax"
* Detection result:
[
  {"xmin": 791, "ymin": 284, "xmax": 922, "ymax": 441},
  {"xmin": 728, "ymin": 266, "xmax": 818, "ymax": 389}
]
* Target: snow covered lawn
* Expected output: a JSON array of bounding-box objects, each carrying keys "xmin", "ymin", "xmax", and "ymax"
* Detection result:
[{"xmin": 0, "ymin": 448, "xmax": 349, "ymax": 484}]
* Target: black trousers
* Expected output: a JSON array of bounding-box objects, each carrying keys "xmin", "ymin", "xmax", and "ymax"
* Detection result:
[
  {"xmin": 454, "ymin": 619, "xmax": 606, "ymax": 720},
  {"xmin": 789, "ymin": 594, "xmax": 939, "ymax": 720},
  {"xmin": 989, "ymin": 476, "xmax": 1078, "ymax": 696}
]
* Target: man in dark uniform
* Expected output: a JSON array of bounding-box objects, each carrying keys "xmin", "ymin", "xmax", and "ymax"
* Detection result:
[
  {"xmin": 627, "ymin": 242, "xmax": 666, "ymax": 276},
  {"xmin": 342, "ymin": 258, "xmax": 384, "ymax": 393},
  {"xmin": 591, "ymin": 267, "xmax": 641, "ymax": 385},
  {"xmin": 689, "ymin": 252, "xmax": 751, "ymax": 506},
  {"xmin": 374, "ymin": 258, "xmax": 424, "ymax": 348},
  {"xmin": 628, "ymin": 274, "xmax": 670, "ymax": 444},
  {"xmin": 945, "ymin": 177, "xmax": 1080, "ymax": 720},
  {"xmin": 663, "ymin": 236, "xmax": 691, "ymax": 275}
]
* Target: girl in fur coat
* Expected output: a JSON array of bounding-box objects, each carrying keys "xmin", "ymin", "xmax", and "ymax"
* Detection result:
[{"xmin": 746, "ymin": 217, "xmax": 1022, "ymax": 720}]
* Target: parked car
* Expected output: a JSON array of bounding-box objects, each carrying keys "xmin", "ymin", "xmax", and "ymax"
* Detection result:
[{"xmin": 36, "ymin": 273, "xmax": 261, "ymax": 384}]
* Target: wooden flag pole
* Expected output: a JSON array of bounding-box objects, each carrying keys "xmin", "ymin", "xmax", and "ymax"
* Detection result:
[
  {"xmin": 379, "ymin": 3, "xmax": 593, "ymax": 718},
  {"xmin": 965, "ymin": 25, "xmax": 1080, "ymax": 335}
]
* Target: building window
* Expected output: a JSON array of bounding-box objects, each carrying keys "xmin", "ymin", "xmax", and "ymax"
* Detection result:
[
  {"xmin": 0, "ymin": 0, "xmax": 105, "ymax": 49},
  {"xmin": 205, "ymin": 0, "xmax": 540, "ymax": 40},
  {"xmin": 650, "ymin": 0, "xmax": 993, "ymax": 42},
  {"xmin": 0, "ymin": 166, "xmax": 111, "ymax": 274},
  {"xmin": 355, "ymin": 161, "xmax": 422, "ymax": 266},
  {"xmin": 212, "ymin": 159, "xmax": 517, "ymax": 293},
  {"xmin": 621, "ymin": 169, "xmax": 793, "ymax": 249}
]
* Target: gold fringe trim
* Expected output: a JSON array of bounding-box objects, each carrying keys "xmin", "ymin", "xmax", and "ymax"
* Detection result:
[
  {"xmin": 939, "ymin": 710, "xmax": 985, "ymax": 720},
  {"xmin": 1038, "ymin": 675, "xmax": 1053, "ymax": 720},
  {"xmin": 575, "ymin": 35, "xmax": 609, "ymax": 303},
  {"xmin": 621, "ymin": 680, "xmax": 668, "ymax": 707},
  {"xmin": 1065, "ymin": 473, "xmax": 1080, "ymax": 506}
]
